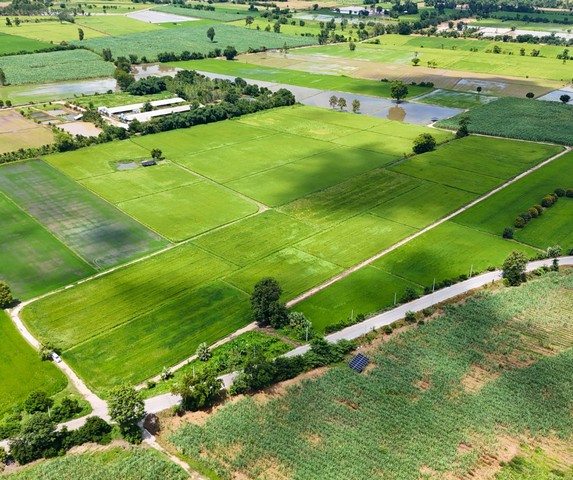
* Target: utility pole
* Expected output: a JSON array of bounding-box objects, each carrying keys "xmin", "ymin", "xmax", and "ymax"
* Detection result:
[
  {"xmin": 394, "ymin": 292, "xmax": 397, "ymax": 305},
  {"xmin": 469, "ymin": 264, "xmax": 473, "ymax": 278},
  {"xmin": 432, "ymin": 277, "xmax": 436, "ymax": 293}
]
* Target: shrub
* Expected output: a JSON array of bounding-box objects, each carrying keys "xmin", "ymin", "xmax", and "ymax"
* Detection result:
[
  {"xmin": 566, "ymin": 189, "xmax": 573, "ymax": 198},
  {"xmin": 533, "ymin": 204, "xmax": 544, "ymax": 215},
  {"xmin": 514, "ymin": 216, "xmax": 525, "ymax": 228},
  {"xmin": 196, "ymin": 342, "xmax": 211, "ymax": 362},
  {"xmin": 502, "ymin": 250, "xmax": 528, "ymax": 286},
  {"xmin": 0, "ymin": 446, "xmax": 7, "ymax": 464},
  {"xmin": 72, "ymin": 416, "xmax": 111, "ymax": 445},
  {"xmin": 383, "ymin": 325, "xmax": 393, "ymax": 334},
  {"xmin": 0, "ymin": 281, "xmax": 12, "ymax": 308},
  {"xmin": 527, "ymin": 207, "xmax": 539, "ymax": 218},
  {"xmin": 555, "ymin": 187, "xmax": 565, "ymax": 197},
  {"xmin": 502, "ymin": 227, "xmax": 514, "ymax": 238},
  {"xmin": 547, "ymin": 245, "xmax": 562, "ymax": 258},
  {"xmin": 23, "ymin": 391, "xmax": 53, "ymax": 414},
  {"xmin": 400, "ymin": 287, "xmax": 418, "ymax": 303},
  {"xmin": 412, "ymin": 133, "xmax": 437, "ymax": 154},
  {"xmin": 51, "ymin": 398, "xmax": 81, "ymax": 423},
  {"xmin": 541, "ymin": 195, "xmax": 555, "ymax": 208},
  {"xmin": 405, "ymin": 311, "xmax": 417, "ymax": 323}
]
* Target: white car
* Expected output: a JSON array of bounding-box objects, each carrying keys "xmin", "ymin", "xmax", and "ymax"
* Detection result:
[{"xmin": 51, "ymin": 352, "xmax": 62, "ymax": 363}]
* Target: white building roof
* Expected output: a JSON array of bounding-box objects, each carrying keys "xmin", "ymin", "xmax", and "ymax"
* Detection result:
[
  {"xmin": 123, "ymin": 105, "xmax": 191, "ymax": 123},
  {"xmin": 103, "ymin": 97, "xmax": 186, "ymax": 115}
]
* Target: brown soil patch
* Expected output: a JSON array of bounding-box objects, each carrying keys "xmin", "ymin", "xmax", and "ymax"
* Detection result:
[
  {"xmin": 416, "ymin": 378, "xmax": 432, "ymax": 391},
  {"xmin": 461, "ymin": 365, "xmax": 500, "ymax": 393},
  {"xmin": 336, "ymin": 399, "xmax": 360, "ymax": 410}
]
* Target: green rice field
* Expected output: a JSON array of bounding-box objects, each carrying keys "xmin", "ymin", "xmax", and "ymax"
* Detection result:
[
  {"xmin": 0, "ymin": 160, "xmax": 166, "ymax": 269},
  {"xmin": 171, "ymin": 270, "xmax": 573, "ymax": 479},
  {"xmin": 0, "ymin": 49, "xmax": 114, "ymax": 85},
  {"xmin": 0, "ymin": 31, "xmax": 50, "ymax": 55},
  {"xmin": 170, "ymin": 58, "xmax": 431, "ymax": 99},
  {"xmin": 20, "ymin": 106, "xmax": 561, "ymax": 390},
  {"xmin": 0, "ymin": 311, "xmax": 66, "ymax": 416},
  {"xmin": 296, "ymin": 34, "xmax": 573, "ymax": 82},
  {"xmin": 0, "ymin": 17, "xmax": 106, "ymax": 43},
  {"xmin": 154, "ymin": 4, "xmax": 250, "ymax": 22},
  {"xmin": 77, "ymin": 23, "xmax": 317, "ymax": 61}
]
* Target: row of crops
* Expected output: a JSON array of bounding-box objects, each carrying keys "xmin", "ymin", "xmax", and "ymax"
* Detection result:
[{"xmin": 170, "ymin": 270, "xmax": 573, "ymax": 480}]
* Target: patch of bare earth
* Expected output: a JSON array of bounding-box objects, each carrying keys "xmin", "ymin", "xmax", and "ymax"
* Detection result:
[{"xmin": 461, "ymin": 365, "xmax": 500, "ymax": 393}]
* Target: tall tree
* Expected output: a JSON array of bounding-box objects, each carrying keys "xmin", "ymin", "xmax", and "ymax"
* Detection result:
[
  {"xmin": 78, "ymin": 27, "xmax": 84, "ymax": 41},
  {"xmin": 0, "ymin": 68, "xmax": 7, "ymax": 87},
  {"xmin": 207, "ymin": 27, "xmax": 216, "ymax": 42},
  {"xmin": 250, "ymin": 278, "xmax": 288, "ymax": 328},
  {"xmin": 502, "ymin": 251, "xmax": 528, "ymax": 286},
  {"xmin": 171, "ymin": 369, "xmax": 222, "ymax": 411},
  {"xmin": 0, "ymin": 281, "xmax": 12, "ymax": 307},
  {"xmin": 390, "ymin": 81, "xmax": 408, "ymax": 103},
  {"xmin": 352, "ymin": 99, "xmax": 360, "ymax": 113},
  {"xmin": 107, "ymin": 385, "xmax": 145, "ymax": 442}
]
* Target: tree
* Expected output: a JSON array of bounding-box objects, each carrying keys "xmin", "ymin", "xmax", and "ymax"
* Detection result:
[
  {"xmin": 196, "ymin": 342, "xmax": 211, "ymax": 361},
  {"xmin": 352, "ymin": 99, "xmax": 360, "ymax": 113},
  {"xmin": 329, "ymin": 95, "xmax": 338, "ymax": 109},
  {"xmin": 14, "ymin": 17, "xmax": 20, "ymax": 26},
  {"xmin": 223, "ymin": 45, "xmax": 237, "ymax": 60},
  {"xmin": 273, "ymin": 22, "xmax": 281, "ymax": 33},
  {"xmin": 502, "ymin": 227, "xmax": 514, "ymax": 239},
  {"xmin": 476, "ymin": 86, "xmax": 482, "ymax": 93},
  {"xmin": 78, "ymin": 27, "xmax": 84, "ymax": 41},
  {"xmin": 288, "ymin": 312, "xmax": 313, "ymax": 341},
  {"xmin": 245, "ymin": 15, "xmax": 254, "ymax": 27},
  {"xmin": 456, "ymin": 115, "xmax": 470, "ymax": 138},
  {"xmin": 349, "ymin": 41, "xmax": 356, "ymax": 51},
  {"xmin": 0, "ymin": 68, "xmax": 7, "ymax": 87},
  {"xmin": 141, "ymin": 101, "xmax": 153, "ymax": 112},
  {"xmin": 0, "ymin": 281, "xmax": 13, "ymax": 308},
  {"xmin": 9, "ymin": 413, "xmax": 56, "ymax": 465},
  {"xmin": 250, "ymin": 278, "xmax": 288, "ymax": 328},
  {"xmin": 207, "ymin": 27, "xmax": 215, "ymax": 43},
  {"xmin": 390, "ymin": 80, "xmax": 408, "ymax": 103},
  {"xmin": 525, "ymin": 92, "xmax": 535, "ymax": 99},
  {"xmin": 412, "ymin": 133, "xmax": 436, "ymax": 154},
  {"xmin": 502, "ymin": 251, "xmax": 528, "ymax": 286},
  {"xmin": 102, "ymin": 48, "xmax": 113, "ymax": 62},
  {"xmin": 5, "ymin": 17, "xmax": 11, "ymax": 26},
  {"xmin": 23, "ymin": 391, "xmax": 53, "ymax": 414},
  {"xmin": 337, "ymin": 97, "xmax": 347, "ymax": 110},
  {"xmin": 547, "ymin": 245, "xmax": 562, "ymax": 258},
  {"xmin": 411, "ymin": 57, "xmax": 420, "ymax": 66},
  {"xmin": 150, "ymin": 148, "xmax": 162, "ymax": 160},
  {"xmin": 171, "ymin": 369, "xmax": 222, "ymax": 411},
  {"xmin": 114, "ymin": 69, "xmax": 134, "ymax": 91},
  {"xmin": 560, "ymin": 94, "xmax": 571, "ymax": 104},
  {"xmin": 107, "ymin": 385, "xmax": 145, "ymax": 442}
]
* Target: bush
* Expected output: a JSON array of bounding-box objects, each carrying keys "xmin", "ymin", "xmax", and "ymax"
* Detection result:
[
  {"xmin": 502, "ymin": 227, "xmax": 514, "ymax": 239},
  {"xmin": 566, "ymin": 189, "xmax": 573, "ymax": 198},
  {"xmin": 73, "ymin": 416, "xmax": 112, "ymax": 445},
  {"xmin": 405, "ymin": 311, "xmax": 417, "ymax": 323},
  {"xmin": 533, "ymin": 204, "xmax": 543, "ymax": 215},
  {"xmin": 383, "ymin": 325, "xmax": 393, "ymax": 334},
  {"xmin": 0, "ymin": 281, "xmax": 12, "ymax": 308},
  {"xmin": 527, "ymin": 207, "xmax": 539, "ymax": 218},
  {"xmin": 541, "ymin": 194, "xmax": 556, "ymax": 208},
  {"xmin": 555, "ymin": 187, "xmax": 565, "ymax": 197},
  {"xmin": 51, "ymin": 398, "xmax": 81, "ymax": 423},
  {"xmin": 514, "ymin": 216, "xmax": 525, "ymax": 228},
  {"xmin": 412, "ymin": 133, "xmax": 437, "ymax": 154},
  {"xmin": 0, "ymin": 446, "xmax": 7, "ymax": 464},
  {"xmin": 400, "ymin": 287, "xmax": 418, "ymax": 303},
  {"xmin": 23, "ymin": 391, "xmax": 53, "ymax": 414}
]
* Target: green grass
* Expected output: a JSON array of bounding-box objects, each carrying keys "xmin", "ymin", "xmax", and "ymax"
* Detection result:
[
  {"xmin": 0, "ymin": 31, "xmax": 51, "ymax": 54},
  {"xmin": 297, "ymin": 34, "xmax": 573, "ymax": 82},
  {"xmin": 70, "ymin": 91, "xmax": 175, "ymax": 109},
  {"xmin": 373, "ymin": 221, "xmax": 537, "ymax": 287},
  {"xmin": 414, "ymin": 89, "xmax": 498, "ymax": 109},
  {"xmin": 6, "ymin": 447, "xmax": 188, "ymax": 479},
  {"xmin": 154, "ymin": 4, "xmax": 250, "ymax": 22},
  {"xmin": 118, "ymin": 181, "xmax": 258, "ymax": 242},
  {"xmin": 0, "ymin": 160, "xmax": 166, "ymax": 269},
  {"xmin": 76, "ymin": 15, "xmax": 162, "ymax": 36},
  {"xmin": 0, "ymin": 193, "xmax": 94, "ymax": 299},
  {"xmin": 437, "ymin": 97, "xmax": 573, "ymax": 145},
  {"xmin": 0, "ymin": 311, "xmax": 67, "ymax": 416},
  {"xmin": 77, "ymin": 23, "xmax": 316, "ymax": 60},
  {"xmin": 295, "ymin": 266, "xmax": 422, "ymax": 332},
  {"xmin": 67, "ymin": 280, "xmax": 250, "ymax": 392},
  {"xmin": 169, "ymin": 58, "xmax": 431, "ymax": 99},
  {"xmin": 454, "ymin": 150, "xmax": 573, "ymax": 249},
  {"xmin": 224, "ymin": 247, "xmax": 342, "ymax": 299},
  {"xmin": 171, "ymin": 270, "xmax": 573, "ymax": 479},
  {"xmin": 496, "ymin": 446, "xmax": 573, "ymax": 479},
  {"xmin": 0, "ymin": 17, "xmax": 106, "ymax": 42},
  {"xmin": 0, "ymin": 49, "xmax": 114, "ymax": 85},
  {"xmin": 391, "ymin": 136, "xmax": 560, "ymax": 194}
]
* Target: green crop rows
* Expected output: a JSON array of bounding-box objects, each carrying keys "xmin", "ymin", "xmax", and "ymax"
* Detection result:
[
  {"xmin": 0, "ymin": 31, "xmax": 50, "ymax": 55},
  {"xmin": 0, "ymin": 49, "xmax": 114, "ymax": 85},
  {"xmin": 437, "ymin": 97, "xmax": 573, "ymax": 145},
  {"xmin": 171, "ymin": 270, "xmax": 573, "ymax": 479}
]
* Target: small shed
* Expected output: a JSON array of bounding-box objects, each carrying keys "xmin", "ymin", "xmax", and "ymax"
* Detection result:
[{"xmin": 141, "ymin": 159, "xmax": 157, "ymax": 167}]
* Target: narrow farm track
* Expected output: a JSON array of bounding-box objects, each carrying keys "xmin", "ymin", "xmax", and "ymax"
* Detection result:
[{"xmin": 286, "ymin": 145, "xmax": 572, "ymax": 307}]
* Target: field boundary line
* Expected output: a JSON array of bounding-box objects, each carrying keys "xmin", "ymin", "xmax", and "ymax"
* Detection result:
[{"xmin": 286, "ymin": 145, "xmax": 571, "ymax": 307}]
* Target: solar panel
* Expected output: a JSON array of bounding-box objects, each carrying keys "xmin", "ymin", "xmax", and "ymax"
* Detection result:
[{"xmin": 348, "ymin": 353, "xmax": 369, "ymax": 373}]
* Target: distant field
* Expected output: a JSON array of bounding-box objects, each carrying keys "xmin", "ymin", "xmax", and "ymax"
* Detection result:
[
  {"xmin": 172, "ymin": 270, "xmax": 573, "ymax": 479},
  {"xmin": 0, "ymin": 31, "xmax": 50, "ymax": 54},
  {"xmin": 0, "ymin": 50, "xmax": 114, "ymax": 85},
  {"xmin": 454, "ymin": 150, "xmax": 573, "ymax": 249},
  {"xmin": 0, "ymin": 160, "xmax": 166, "ymax": 269},
  {"xmin": 0, "ymin": 17, "xmax": 105, "ymax": 42},
  {"xmin": 0, "ymin": 311, "xmax": 66, "ymax": 416},
  {"xmin": 6, "ymin": 447, "xmax": 187, "ymax": 479},
  {"xmin": 22, "ymin": 106, "xmax": 559, "ymax": 390},
  {"xmin": 76, "ymin": 15, "xmax": 162, "ymax": 36},
  {"xmin": 170, "ymin": 58, "xmax": 431, "ymax": 99},
  {"xmin": 78, "ymin": 23, "xmax": 317, "ymax": 60},
  {"xmin": 71, "ymin": 91, "xmax": 175, "ymax": 108},
  {"xmin": 154, "ymin": 4, "xmax": 250, "ymax": 22},
  {"xmin": 414, "ymin": 89, "xmax": 498, "ymax": 109},
  {"xmin": 0, "ymin": 109, "xmax": 54, "ymax": 154},
  {"xmin": 0, "ymin": 193, "xmax": 94, "ymax": 299},
  {"xmin": 295, "ymin": 34, "xmax": 573, "ymax": 82},
  {"xmin": 437, "ymin": 97, "xmax": 573, "ymax": 145}
]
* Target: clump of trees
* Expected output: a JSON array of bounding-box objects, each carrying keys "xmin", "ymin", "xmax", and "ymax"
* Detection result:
[
  {"xmin": 0, "ymin": 281, "xmax": 13, "ymax": 308},
  {"xmin": 505, "ymin": 188, "xmax": 570, "ymax": 233},
  {"xmin": 412, "ymin": 133, "xmax": 437, "ymax": 154},
  {"xmin": 171, "ymin": 369, "xmax": 223, "ymax": 411},
  {"xmin": 107, "ymin": 385, "xmax": 145, "ymax": 444},
  {"xmin": 250, "ymin": 277, "xmax": 288, "ymax": 329}
]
